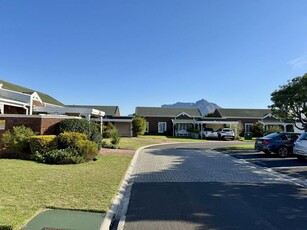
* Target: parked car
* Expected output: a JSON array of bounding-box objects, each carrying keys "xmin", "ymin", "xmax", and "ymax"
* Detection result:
[
  {"xmin": 293, "ymin": 132, "xmax": 307, "ymax": 160},
  {"xmin": 254, "ymin": 132, "xmax": 300, "ymax": 157},
  {"xmin": 200, "ymin": 128, "xmax": 218, "ymax": 139},
  {"xmin": 200, "ymin": 128, "xmax": 235, "ymax": 140},
  {"xmin": 218, "ymin": 128, "xmax": 235, "ymax": 140}
]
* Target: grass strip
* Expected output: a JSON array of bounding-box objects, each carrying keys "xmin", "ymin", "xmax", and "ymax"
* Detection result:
[{"xmin": 0, "ymin": 154, "xmax": 132, "ymax": 230}]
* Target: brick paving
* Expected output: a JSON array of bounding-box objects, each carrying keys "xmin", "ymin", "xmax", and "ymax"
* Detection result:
[{"xmin": 131, "ymin": 146, "xmax": 294, "ymax": 184}]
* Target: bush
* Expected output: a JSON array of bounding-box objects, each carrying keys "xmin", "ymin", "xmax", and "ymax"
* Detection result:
[
  {"xmin": 29, "ymin": 135, "xmax": 58, "ymax": 154},
  {"xmin": 76, "ymin": 140, "xmax": 98, "ymax": 160},
  {"xmin": 110, "ymin": 128, "xmax": 121, "ymax": 148},
  {"xmin": 251, "ymin": 122, "xmax": 264, "ymax": 137},
  {"xmin": 102, "ymin": 122, "xmax": 116, "ymax": 138},
  {"xmin": 265, "ymin": 126, "xmax": 283, "ymax": 135},
  {"xmin": 35, "ymin": 148, "xmax": 84, "ymax": 164},
  {"xmin": 132, "ymin": 116, "xmax": 146, "ymax": 137},
  {"xmin": 55, "ymin": 119, "xmax": 102, "ymax": 149},
  {"xmin": 0, "ymin": 149, "xmax": 29, "ymax": 160},
  {"xmin": 1, "ymin": 125, "xmax": 34, "ymax": 154},
  {"xmin": 58, "ymin": 132, "xmax": 87, "ymax": 149}
]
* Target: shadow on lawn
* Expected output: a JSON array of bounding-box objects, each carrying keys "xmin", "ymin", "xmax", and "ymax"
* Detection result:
[{"xmin": 0, "ymin": 226, "xmax": 13, "ymax": 230}]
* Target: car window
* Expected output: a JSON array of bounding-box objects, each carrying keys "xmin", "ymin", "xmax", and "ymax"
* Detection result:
[
  {"xmin": 300, "ymin": 133, "xmax": 307, "ymax": 140},
  {"xmin": 280, "ymin": 135, "xmax": 288, "ymax": 141},
  {"xmin": 264, "ymin": 133, "xmax": 279, "ymax": 138}
]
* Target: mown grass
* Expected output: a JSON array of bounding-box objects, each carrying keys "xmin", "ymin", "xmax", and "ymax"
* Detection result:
[
  {"xmin": 0, "ymin": 154, "xmax": 132, "ymax": 230},
  {"xmin": 119, "ymin": 136, "xmax": 204, "ymax": 151},
  {"xmin": 216, "ymin": 144, "xmax": 255, "ymax": 151}
]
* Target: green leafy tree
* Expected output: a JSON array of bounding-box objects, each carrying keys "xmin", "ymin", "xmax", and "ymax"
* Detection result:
[
  {"xmin": 132, "ymin": 116, "xmax": 146, "ymax": 137},
  {"xmin": 269, "ymin": 74, "xmax": 307, "ymax": 131}
]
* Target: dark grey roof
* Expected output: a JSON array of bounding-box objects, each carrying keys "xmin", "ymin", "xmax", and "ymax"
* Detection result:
[
  {"xmin": 135, "ymin": 107, "xmax": 202, "ymax": 117},
  {"xmin": 67, "ymin": 105, "xmax": 120, "ymax": 116},
  {"xmin": 216, "ymin": 108, "xmax": 271, "ymax": 118},
  {"xmin": 0, "ymin": 80, "xmax": 64, "ymax": 106}
]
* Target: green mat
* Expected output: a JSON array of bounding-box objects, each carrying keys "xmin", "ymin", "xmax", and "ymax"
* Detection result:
[{"xmin": 22, "ymin": 210, "xmax": 105, "ymax": 230}]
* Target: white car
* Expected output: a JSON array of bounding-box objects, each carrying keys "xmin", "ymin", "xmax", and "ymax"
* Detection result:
[
  {"xmin": 293, "ymin": 132, "xmax": 307, "ymax": 160},
  {"xmin": 218, "ymin": 128, "xmax": 235, "ymax": 140},
  {"xmin": 200, "ymin": 128, "xmax": 218, "ymax": 139},
  {"xmin": 200, "ymin": 128, "xmax": 235, "ymax": 140}
]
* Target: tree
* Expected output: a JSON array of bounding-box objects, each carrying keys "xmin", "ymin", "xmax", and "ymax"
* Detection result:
[
  {"xmin": 269, "ymin": 74, "xmax": 307, "ymax": 131},
  {"xmin": 132, "ymin": 116, "xmax": 146, "ymax": 137}
]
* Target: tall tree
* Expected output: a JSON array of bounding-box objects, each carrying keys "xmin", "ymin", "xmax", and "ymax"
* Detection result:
[{"xmin": 269, "ymin": 74, "xmax": 307, "ymax": 131}]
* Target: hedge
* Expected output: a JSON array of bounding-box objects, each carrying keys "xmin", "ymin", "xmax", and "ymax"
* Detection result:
[{"xmin": 29, "ymin": 135, "xmax": 58, "ymax": 154}]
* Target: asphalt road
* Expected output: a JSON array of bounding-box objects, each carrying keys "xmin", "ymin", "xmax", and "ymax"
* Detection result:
[
  {"xmin": 119, "ymin": 141, "xmax": 307, "ymax": 230},
  {"xmin": 220, "ymin": 148, "xmax": 307, "ymax": 182}
]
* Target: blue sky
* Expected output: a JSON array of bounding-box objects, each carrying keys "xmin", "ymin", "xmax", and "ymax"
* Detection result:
[{"xmin": 1, "ymin": 0, "xmax": 307, "ymax": 115}]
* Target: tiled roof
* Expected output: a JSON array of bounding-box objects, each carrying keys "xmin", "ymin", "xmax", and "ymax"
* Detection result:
[
  {"xmin": 0, "ymin": 80, "xmax": 64, "ymax": 106},
  {"xmin": 67, "ymin": 105, "xmax": 120, "ymax": 116},
  {"xmin": 135, "ymin": 107, "xmax": 202, "ymax": 117},
  {"xmin": 216, "ymin": 108, "xmax": 271, "ymax": 118}
]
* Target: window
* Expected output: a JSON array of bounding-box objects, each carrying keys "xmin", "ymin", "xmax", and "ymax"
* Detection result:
[
  {"xmin": 178, "ymin": 123, "xmax": 188, "ymax": 131},
  {"xmin": 146, "ymin": 122, "xmax": 149, "ymax": 133},
  {"xmin": 245, "ymin": 123, "xmax": 253, "ymax": 132},
  {"xmin": 158, "ymin": 122, "xmax": 167, "ymax": 133}
]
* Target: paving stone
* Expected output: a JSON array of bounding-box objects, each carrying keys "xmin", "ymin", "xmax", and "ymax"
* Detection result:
[{"xmin": 131, "ymin": 147, "xmax": 293, "ymax": 184}]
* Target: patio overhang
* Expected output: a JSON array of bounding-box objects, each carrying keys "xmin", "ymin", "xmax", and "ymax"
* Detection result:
[{"xmin": 33, "ymin": 106, "xmax": 105, "ymax": 119}]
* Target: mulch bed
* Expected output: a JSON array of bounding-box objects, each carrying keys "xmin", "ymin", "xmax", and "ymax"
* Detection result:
[{"xmin": 98, "ymin": 148, "xmax": 135, "ymax": 156}]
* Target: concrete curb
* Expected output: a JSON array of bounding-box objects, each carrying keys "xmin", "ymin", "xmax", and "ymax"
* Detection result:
[
  {"xmin": 99, "ymin": 146, "xmax": 142, "ymax": 230},
  {"xmin": 100, "ymin": 142, "xmax": 183, "ymax": 230}
]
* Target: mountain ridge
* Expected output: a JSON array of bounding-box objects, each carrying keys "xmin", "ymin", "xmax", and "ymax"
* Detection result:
[{"xmin": 161, "ymin": 99, "xmax": 221, "ymax": 116}]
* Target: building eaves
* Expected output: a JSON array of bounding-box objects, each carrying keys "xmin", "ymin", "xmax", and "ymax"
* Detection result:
[
  {"xmin": 66, "ymin": 105, "xmax": 120, "ymax": 116},
  {"xmin": 0, "ymin": 80, "xmax": 64, "ymax": 106},
  {"xmin": 216, "ymin": 108, "xmax": 271, "ymax": 119},
  {"xmin": 135, "ymin": 107, "xmax": 202, "ymax": 117}
]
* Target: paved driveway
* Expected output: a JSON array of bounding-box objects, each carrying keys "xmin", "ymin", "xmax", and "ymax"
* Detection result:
[{"xmin": 115, "ymin": 142, "xmax": 307, "ymax": 230}]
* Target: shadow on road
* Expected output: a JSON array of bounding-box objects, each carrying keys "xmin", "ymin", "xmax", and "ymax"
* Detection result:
[{"xmin": 122, "ymin": 144, "xmax": 307, "ymax": 230}]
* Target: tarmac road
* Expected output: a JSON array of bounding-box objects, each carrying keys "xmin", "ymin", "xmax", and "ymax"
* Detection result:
[{"xmin": 116, "ymin": 141, "xmax": 307, "ymax": 230}]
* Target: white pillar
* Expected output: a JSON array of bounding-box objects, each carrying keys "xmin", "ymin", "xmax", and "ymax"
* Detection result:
[{"xmin": 100, "ymin": 116, "xmax": 103, "ymax": 134}]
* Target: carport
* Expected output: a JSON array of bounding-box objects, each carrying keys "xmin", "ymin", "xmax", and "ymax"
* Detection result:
[{"xmin": 196, "ymin": 119, "xmax": 239, "ymax": 139}]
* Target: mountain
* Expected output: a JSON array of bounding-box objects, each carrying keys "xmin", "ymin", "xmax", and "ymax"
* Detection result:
[{"xmin": 161, "ymin": 99, "xmax": 221, "ymax": 116}]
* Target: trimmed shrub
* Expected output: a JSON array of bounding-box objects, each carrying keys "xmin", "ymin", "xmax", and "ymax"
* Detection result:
[
  {"xmin": 35, "ymin": 148, "xmax": 84, "ymax": 164},
  {"xmin": 55, "ymin": 119, "xmax": 102, "ymax": 148},
  {"xmin": 132, "ymin": 116, "xmax": 146, "ymax": 137},
  {"xmin": 76, "ymin": 140, "xmax": 98, "ymax": 160},
  {"xmin": 1, "ymin": 125, "xmax": 34, "ymax": 154},
  {"xmin": 110, "ymin": 128, "xmax": 121, "ymax": 148},
  {"xmin": 29, "ymin": 135, "xmax": 58, "ymax": 154},
  {"xmin": 58, "ymin": 132, "xmax": 87, "ymax": 149}
]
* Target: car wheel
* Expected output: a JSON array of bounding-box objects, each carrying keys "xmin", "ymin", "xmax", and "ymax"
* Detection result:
[
  {"xmin": 264, "ymin": 150, "xmax": 271, "ymax": 155},
  {"xmin": 297, "ymin": 155, "xmax": 305, "ymax": 161},
  {"xmin": 277, "ymin": 147, "xmax": 289, "ymax": 157}
]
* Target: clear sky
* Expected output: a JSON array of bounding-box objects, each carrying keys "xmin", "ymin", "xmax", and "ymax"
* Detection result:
[{"xmin": 1, "ymin": 0, "xmax": 307, "ymax": 115}]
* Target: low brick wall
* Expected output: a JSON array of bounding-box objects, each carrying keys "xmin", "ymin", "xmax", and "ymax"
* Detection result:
[{"xmin": 0, "ymin": 115, "xmax": 81, "ymax": 136}]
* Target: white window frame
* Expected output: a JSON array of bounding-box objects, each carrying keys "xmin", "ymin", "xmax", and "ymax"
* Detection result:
[
  {"xmin": 158, "ymin": 122, "xmax": 167, "ymax": 133},
  {"xmin": 245, "ymin": 123, "xmax": 253, "ymax": 133}
]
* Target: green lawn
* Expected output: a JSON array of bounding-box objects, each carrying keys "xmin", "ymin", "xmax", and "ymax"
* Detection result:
[
  {"xmin": 216, "ymin": 144, "xmax": 255, "ymax": 151},
  {"xmin": 119, "ymin": 136, "xmax": 204, "ymax": 151},
  {"xmin": 0, "ymin": 154, "xmax": 132, "ymax": 230}
]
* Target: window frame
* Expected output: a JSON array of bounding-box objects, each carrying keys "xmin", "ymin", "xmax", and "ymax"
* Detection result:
[{"xmin": 158, "ymin": 122, "xmax": 167, "ymax": 133}]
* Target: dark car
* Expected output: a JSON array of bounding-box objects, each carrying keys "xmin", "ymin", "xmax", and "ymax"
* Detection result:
[{"xmin": 254, "ymin": 132, "xmax": 300, "ymax": 157}]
